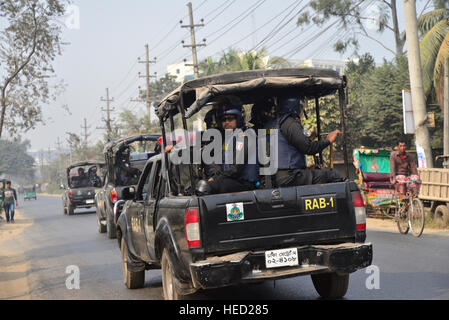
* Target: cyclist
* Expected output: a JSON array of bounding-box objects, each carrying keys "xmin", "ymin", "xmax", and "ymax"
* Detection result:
[{"xmin": 390, "ymin": 138, "xmax": 421, "ymax": 196}]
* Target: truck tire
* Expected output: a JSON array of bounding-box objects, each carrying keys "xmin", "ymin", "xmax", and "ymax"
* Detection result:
[
  {"xmin": 161, "ymin": 249, "xmax": 184, "ymax": 300},
  {"xmin": 434, "ymin": 205, "xmax": 449, "ymax": 228},
  {"xmin": 311, "ymin": 272, "xmax": 349, "ymax": 299},
  {"xmin": 106, "ymin": 212, "xmax": 117, "ymax": 239},
  {"xmin": 67, "ymin": 204, "xmax": 75, "ymax": 216},
  {"xmin": 97, "ymin": 215, "xmax": 107, "ymax": 233},
  {"xmin": 121, "ymin": 237, "xmax": 145, "ymax": 289}
]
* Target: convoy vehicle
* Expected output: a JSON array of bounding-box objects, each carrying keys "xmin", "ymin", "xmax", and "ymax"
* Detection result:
[
  {"xmin": 62, "ymin": 161, "xmax": 105, "ymax": 215},
  {"xmin": 116, "ymin": 68, "xmax": 373, "ymax": 300},
  {"xmin": 24, "ymin": 185, "xmax": 37, "ymax": 200},
  {"xmin": 95, "ymin": 135, "xmax": 160, "ymax": 238}
]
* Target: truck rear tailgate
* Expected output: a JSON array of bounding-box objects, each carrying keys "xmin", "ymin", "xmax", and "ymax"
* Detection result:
[{"xmin": 199, "ymin": 181, "xmax": 359, "ymax": 254}]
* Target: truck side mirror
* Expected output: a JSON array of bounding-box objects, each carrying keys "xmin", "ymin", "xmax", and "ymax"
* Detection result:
[{"xmin": 122, "ymin": 186, "xmax": 136, "ymax": 200}]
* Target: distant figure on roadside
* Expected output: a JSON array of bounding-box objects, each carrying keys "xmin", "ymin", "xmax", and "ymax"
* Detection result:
[{"xmin": 1, "ymin": 181, "xmax": 18, "ymax": 223}]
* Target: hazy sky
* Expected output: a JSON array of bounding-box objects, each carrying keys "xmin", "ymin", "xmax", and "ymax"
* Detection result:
[{"xmin": 14, "ymin": 0, "xmax": 429, "ymax": 152}]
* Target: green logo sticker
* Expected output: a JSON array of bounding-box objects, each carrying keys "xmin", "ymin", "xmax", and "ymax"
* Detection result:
[{"xmin": 226, "ymin": 203, "xmax": 244, "ymax": 222}]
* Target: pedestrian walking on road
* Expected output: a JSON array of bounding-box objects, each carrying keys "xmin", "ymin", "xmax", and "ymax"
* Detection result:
[{"xmin": 2, "ymin": 181, "xmax": 18, "ymax": 223}]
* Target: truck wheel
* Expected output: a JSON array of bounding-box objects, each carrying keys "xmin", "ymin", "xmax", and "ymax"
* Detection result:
[
  {"xmin": 121, "ymin": 237, "xmax": 145, "ymax": 289},
  {"xmin": 68, "ymin": 204, "xmax": 75, "ymax": 216},
  {"xmin": 161, "ymin": 249, "xmax": 184, "ymax": 300},
  {"xmin": 106, "ymin": 212, "xmax": 117, "ymax": 239},
  {"xmin": 434, "ymin": 205, "xmax": 449, "ymax": 228},
  {"xmin": 97, "ymin": 215, "xmax": 107, "ymax": 233},
  {"xmin": 311, "ymin": 272, "xmax": 349, "ymax": 299}
]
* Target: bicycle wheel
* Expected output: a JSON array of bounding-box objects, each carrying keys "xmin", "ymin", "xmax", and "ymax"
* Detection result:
[
  {"xmin": 409, "ymin": 198, "xmax": 425, "ymax": 237},
  {"xmin": 395, "ymin": 195, "xmax": 409, "ymax": 235}
]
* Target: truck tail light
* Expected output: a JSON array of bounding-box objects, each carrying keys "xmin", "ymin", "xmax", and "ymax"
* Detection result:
[
  {"xmin": 352, "ymin": 191, "xmax": 366, "ymax": 231},
  {"xmin": 68, "ymin": 189, "xmax": 72, "ymax": 196},
  {"xmin": 110, "ymin": 189, "xmax": 118, "ymax": 204},
  {"xmin": 185, "ymin": 207, "xmax": 200, "ymax": 248}
]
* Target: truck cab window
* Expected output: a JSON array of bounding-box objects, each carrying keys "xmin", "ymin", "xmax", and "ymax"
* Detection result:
[{"xmin": 141, "ymin": 163, "xmax": 153, "ymax": 200}]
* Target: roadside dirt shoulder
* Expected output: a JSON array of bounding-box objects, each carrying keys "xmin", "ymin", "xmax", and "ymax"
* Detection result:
[
  {"xmin": 0, "ymin": 209, "xmax": 33, "ymax": 299},
  {"xmin": 367, "ymin": 217, "xmax": 449, "ymax": 236}
]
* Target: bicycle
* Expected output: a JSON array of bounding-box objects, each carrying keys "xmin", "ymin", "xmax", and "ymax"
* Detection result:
[{"xmin": 392, "ymin": 180, "xmax": 425, "ymax": 237}]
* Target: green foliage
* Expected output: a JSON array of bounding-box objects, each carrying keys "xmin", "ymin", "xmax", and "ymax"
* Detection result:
[
  {"xmin": 65, "ymin": 132, "xmax": 104, "ymax": 163},
  {"xmin": 148, "ymin": 73, "xmax": 181, "ymax": 102},
  {"xmin": 0, "ymin": 138, "xmax": 35, "ymax": 184},
  {"xmin": 0, "ymin": 0, "xmax": 69, "ymax": 138},
  {"xmin": 418, "ymin": 7, "xmax": 449, "ymax": 107},
  {"xmin": 297, "ymin": 0, "xmax": 404, "ymax": 57},
  {"xmin": 302, "ymin": 54, "xmax": 418, "ymax": 156},
  {"xmin": 199, "ymin": 48, "xmax": 290, "ymax": 76}
]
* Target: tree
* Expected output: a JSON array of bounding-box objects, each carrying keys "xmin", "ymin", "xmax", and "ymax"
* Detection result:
[
  {"xmin": 199, "ymin": 48, "xmax": 290, "ymax": 75},
  {"xmin": 65, "ymin": 132, "xmax": 103, "ymax": 163},
  {"xmin": 0, "ymin": 138, "xmax": 35, "ymax": 184},
  {"xmin": 297, "ymin": 0, "xmax": 406, "ymax": 57},
  {"xmin": 117, "ymin": 108, "xmax": 146, "ymax": 137},
  {"xmin": 0, "ymin": 0, "xmax": 69, "ymax": 138},
  {"xmin": 418, "ymin": 3, "xmax": 449, "ymax": 107},
  {"xmin": 148, "ymin": 73, "xmax": 181, "ymax": 102}
]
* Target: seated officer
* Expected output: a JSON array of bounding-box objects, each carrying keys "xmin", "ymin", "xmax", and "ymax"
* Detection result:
[
  {"xmin": 202, "ymin": 108, "xmax": 223, "ymax": 180},
  {"xmin": 201, "ymin": 104, "xmax": 259, "ymax": 194},
  {"xmin": 266, "ymin": 96, "xmax": 343, "ymax": 187},
  {"xmin": 88, "ymin": 166, "xmax": 102, "ymax": 187}
]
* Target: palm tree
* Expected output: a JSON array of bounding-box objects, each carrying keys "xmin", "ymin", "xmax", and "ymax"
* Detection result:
[
  {"xmin": 199, "ymin": 48, "xmax": 290, "ymax": 76},
  {"xmin": 418, "ymin": 1, "xmax": 449, "ymax": 107}
]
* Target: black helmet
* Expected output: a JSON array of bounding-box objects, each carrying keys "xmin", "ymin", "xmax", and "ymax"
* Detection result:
[
  {"xmin": 218, "ymin": 104, "xmax": 245, "ymax": 128},
  {"xmin": 250, "ymin": 98, "xmax": 276, "ymax": 127},
  {"xmin": 277, "ymin": 96, "xmax": 303, "ymax": 115}
]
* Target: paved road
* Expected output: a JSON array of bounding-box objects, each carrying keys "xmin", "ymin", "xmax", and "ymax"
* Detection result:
[{"xmin": 1, "ymin": 195, "xmax": 449, "ymax": 300}]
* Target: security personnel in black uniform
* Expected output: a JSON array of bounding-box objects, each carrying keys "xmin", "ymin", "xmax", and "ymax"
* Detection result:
[
  {"xmin": 204, "ymin": 104, "xmax": 259, "ymax": 194},
  {"xmin": 266, "ymin": 96, "xmax": 343, "ymax": 187},
  {"xmin": 201, "ymin": 108, "xmax": 224, "ymax": 180}
]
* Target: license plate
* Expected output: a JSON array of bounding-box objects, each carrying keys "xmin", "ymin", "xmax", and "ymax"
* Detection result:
[
  {"xmin": 86, "ymin": 199, "xmax": 94, "ymax": 204},
  {"xmin": 302, "ymin": 195, "xmax": 337, "ymax": 214},
  {"xmin": 265, "ymin": 248, "xmax": 298, "ymax": 269}
]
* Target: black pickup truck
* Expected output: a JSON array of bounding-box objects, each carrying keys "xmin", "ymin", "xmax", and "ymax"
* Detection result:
[
  {"xmin": 116, "ymin": 68, "xmax": 373, "ymax": 299},
  {"xmin": 62, "ymin": 161, "xmax": 105, "ymax": 215},
  {"xmin": 95, "ymin": 135, "xmax": 160, "ymax": 238}
]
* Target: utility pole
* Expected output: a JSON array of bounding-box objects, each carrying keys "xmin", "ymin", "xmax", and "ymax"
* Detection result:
[
  {"xmin": 403, "ymin": 0, "xmax": 433, "ymax": 168},
  {"xmin": 138, "ymin": 44, "xmax": 157, "ymax": 128},
  {"xmin": 80, "ymin": 118, "xmax": 91, "ymax": 146},
  {"xmin": 98, "ymin": 88, "xmax": 115, "ymax": 141},
  {"xmin": 181, "ymin": 2, "xmax": 206, "ymax": 79},
  {"xmin": 55, "ymin": 137, "xmax": 63, "ymax": 185}
]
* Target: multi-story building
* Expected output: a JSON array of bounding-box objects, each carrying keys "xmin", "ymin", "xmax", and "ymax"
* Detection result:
[{"xmin": 167, "ymin": 62, "xmax": 194, "ymax": 83}]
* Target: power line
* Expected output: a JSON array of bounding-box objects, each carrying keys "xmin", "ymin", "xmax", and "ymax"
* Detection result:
[
  {"xmin": 251, "ymin": 0, "xmax": 308, "ymax": 51},
  {"xmin": 203, "ymin": 0, "xmax": 236, "ymax": 25},
  {"xmin": 204, "ymin": 0, "xmax": 267, "ymax": 45}
]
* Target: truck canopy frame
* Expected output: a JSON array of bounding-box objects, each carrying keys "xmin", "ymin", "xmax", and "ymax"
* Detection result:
[{"xmin": 156, "ymin": 68, "xmax": 350, "ymax": 196}]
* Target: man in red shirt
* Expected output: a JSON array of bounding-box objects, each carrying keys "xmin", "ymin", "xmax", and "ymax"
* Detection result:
[{"xmin": 390, "ymin": 138, "xmax": 420, "ymax": 195}]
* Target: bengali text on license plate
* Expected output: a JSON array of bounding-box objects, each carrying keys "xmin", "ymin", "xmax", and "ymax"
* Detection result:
[
  {"xmin": 302, "ymin": 195, "xmax": 337, "ymax": 214},
  {"xmin": 265, "ymin": 248, "xmax": 298, "ymax": 269},
  {"xmin": 86, "ymin": 199, "xmax": 94, "ymax": 204}
]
